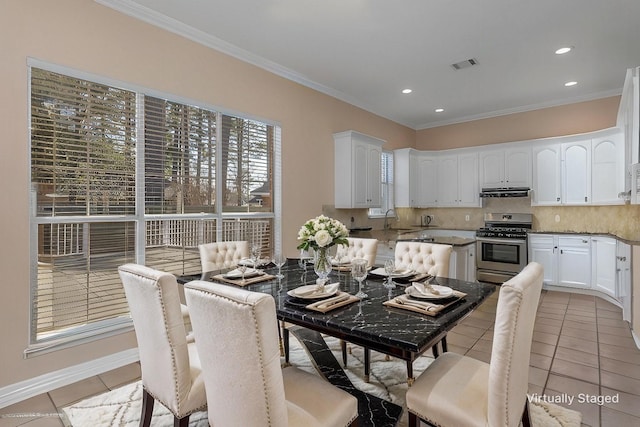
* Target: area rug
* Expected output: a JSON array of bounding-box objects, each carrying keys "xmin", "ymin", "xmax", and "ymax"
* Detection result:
[{"xmin": 63, "ymin": 336, "xmax": 581, "ymax": 427}]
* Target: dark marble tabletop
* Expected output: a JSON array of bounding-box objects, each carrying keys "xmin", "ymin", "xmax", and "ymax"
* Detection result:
[{"xmin": 179, "ymin": 260, "xmax": 496, "ymax": 359}]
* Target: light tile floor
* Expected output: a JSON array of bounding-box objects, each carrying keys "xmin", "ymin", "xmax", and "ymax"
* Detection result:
[{"xmin": 1, "ymin": 290, "xmax": 639, "ymax": 426}]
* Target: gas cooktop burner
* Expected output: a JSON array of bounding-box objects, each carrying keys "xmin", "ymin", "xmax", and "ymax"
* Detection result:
[{"xmin": 476, "ymin": 213, "xmax": 532, "ymax": 240}]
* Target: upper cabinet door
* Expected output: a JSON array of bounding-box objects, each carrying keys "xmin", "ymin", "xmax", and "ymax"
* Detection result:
[
  {"xmin": 436, "ymin": 155, "xmax": 458, "ymax": 206},
  {"xmin": 562, "ymin": 141, "xmax": 591, "ymax": 205},
  {"xmin": 504, "ymin": 147, "xmax": 531, "ymax": 188},
  {"xmin": 479, "ymin": 147, "xmax": 530, "ymax": 189},
  {"xmin": 334, "ymin": 131, "xmax": 384, "ymax": 208},
  {"xmin": 457, "ymin": 152, "xmax": 479, "ymax": 206},
  {"xmin": 479, "ymin": 150, "xmax": 504, "ymax": 188},
  {"xmin": 532, "ymin": 144, "xmax": 562, "ymax": 205},
  {"xmin": 591, "ymin": 132, "xmax": 624, "ymax": 204},
  {"xmin": 416, "ymin": 154, "xmax": 438, "ymax": 207}
]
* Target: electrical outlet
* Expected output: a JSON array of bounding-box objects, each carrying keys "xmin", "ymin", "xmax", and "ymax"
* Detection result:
[
  {"xmin": 465, "ymin": 214, "xmax": 470, "ymax": 222},
  {"xmin": 555, "ymin": 214, "xmax": 560, "ymax": 223}
]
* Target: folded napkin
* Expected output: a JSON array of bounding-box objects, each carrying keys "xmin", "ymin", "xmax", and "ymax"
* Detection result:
[
  {"xmin": 305, "ymin": 292, "xmax": 360, "ymax": 313},
  {"xmin": 382, "ymin": 292, "xmax": 466, "ymax": 316},
  {"xmin": 293, "ymin": 282, "xmax": 340, "ymax": 297},
  {"xmin": 212, "ymin": 272, "xmax": 275, "ymax": 287}
]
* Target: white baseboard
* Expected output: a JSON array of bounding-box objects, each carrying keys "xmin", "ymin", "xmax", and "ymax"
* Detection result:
[{"xmin": 0, "ymin": 348, "xmax": 139, "ymax": 409}]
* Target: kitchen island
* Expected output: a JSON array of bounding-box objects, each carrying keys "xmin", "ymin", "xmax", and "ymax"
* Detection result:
[{"xmin": 351, "ymin": 228, "xmax": 477, "ymax": 281}]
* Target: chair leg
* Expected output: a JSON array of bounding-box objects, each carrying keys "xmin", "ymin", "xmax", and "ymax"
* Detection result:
[
  {"xmin": 521, "ymin": 400, "xmax": 532, "ymax": 427},
  {"xmin": 364, "ymin": 347, "xmax": 371, "ymax": 382},
  {"xmin": 341, "ymin": 339, "xmax": 348, "ymax": 366},
  {"xmin": 408, "ymin": 412, "xmax": 419, "ymax": 427},
  {"xmin": 174, "ymin": 415, "xmax": 190, "ymax": 427},
  {"xmin": 139, "ymin": 389, "xmax": 154, "ymax": 427}
]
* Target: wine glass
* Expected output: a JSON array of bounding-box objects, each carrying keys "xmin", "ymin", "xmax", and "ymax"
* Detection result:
[
  {"xmin": 251, "ymin": 242, "xmax": 261, "ymax": 268},
  {"xmin": 236, "ymin": 263, "xmax": 248, "ymax": 284},
  {"xmin": 351, "ymin": 258, "xmax": 368, "ymax": 299},
  {"xmin": 273, "ymin": 253, "xmax": 286, "ymax": 279},
  {"xmin": 384, "ymin": 259, "xmax": 396, "ymax": 289}
]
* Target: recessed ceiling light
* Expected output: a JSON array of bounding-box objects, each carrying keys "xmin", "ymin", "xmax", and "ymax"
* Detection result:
[
  {"xmin": 564, "ymin": 81, "xmax": 577, "ymax": 87},
  {"xmin": 402, "ymin": 88, "xmax": 412, "ymax": 94},
  {"xmin": 435, "ymin": 108, "xmax": 444, "ymax": 113},
  {"xmin": 555, "ymin": 46, "xmax": 573, "ymax": 55}
]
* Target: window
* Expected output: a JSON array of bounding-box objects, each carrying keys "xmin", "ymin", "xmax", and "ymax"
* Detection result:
[
  {"xmin": 369, "ymin": 150, "xmax": 394, "ymax": 217},
  {"xmin": 28, "ymin": 64, "xmax": 279, "ymax": 354}
]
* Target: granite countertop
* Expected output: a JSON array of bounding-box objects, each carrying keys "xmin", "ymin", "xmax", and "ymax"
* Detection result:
[
  {"xmin": 529, "ymin": 230, "xmax": 640, "ymax": 245},
  {"xmin": 350, "ymin": 228, "xmax": 476, "ymax": 246},
  {"xmin": 395, "ymin": 232, "xmax": 476, "ymax": 247}
]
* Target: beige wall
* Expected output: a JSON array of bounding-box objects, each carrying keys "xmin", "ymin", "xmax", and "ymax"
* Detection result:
[
  {"xmin": 416, "ymin": 96, "xmax": 620, "ymax": 150},
  {"xmin": 1, "ymin": 0, "xmax": 636, "ymax": 392},
  {"xmin": 1, "ymin": 0, "xmax": 416, "ymax": 388}
]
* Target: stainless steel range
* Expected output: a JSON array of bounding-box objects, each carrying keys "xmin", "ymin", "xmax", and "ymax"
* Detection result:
[{"xmin": 476, "ymin": 213, "xmax": 532, "ymax": 284}]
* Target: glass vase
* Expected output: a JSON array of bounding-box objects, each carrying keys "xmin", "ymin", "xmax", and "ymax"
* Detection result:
[{"xmin": 313, "ymin": 247, "xmax": 332, "ymax": 284}]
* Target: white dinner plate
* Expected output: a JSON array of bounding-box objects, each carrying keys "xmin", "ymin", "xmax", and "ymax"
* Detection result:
[
  {"xmin": 287, "ymin": 284, "xmax": 339, "ymax": 300},
  {"xmin": 370, "ymin": 267, "xmax": 414, "ymax": 278},
  {"xmin": 405, "ymin": 284, "xmax": 454, "ymax": 299},
  {"xmin": 224, "ymin": 268, "xmax": 262, "ymax": 279}
]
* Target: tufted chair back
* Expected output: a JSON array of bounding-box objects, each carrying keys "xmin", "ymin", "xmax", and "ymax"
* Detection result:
[
  {"xmin": 185, "ymin": 281, "xmax": 359, "ymax": 426},
  {"xmin": 118, "ymin": 264, "xmax": 206, "ymax": 425},
  {"xmin": 198, "ymin": 240, "xmax": 249, "ymax": 272},
  {"xmin": 488, "ymin": 262, "xmax": 543, "ymax": 426},
  {"xmin": 394, "ymin": 241, "xmax": 453, "ymax": 276},
  {"xmin": 334, "ymin": 237, "xmax": 379, "ymax": 267}
]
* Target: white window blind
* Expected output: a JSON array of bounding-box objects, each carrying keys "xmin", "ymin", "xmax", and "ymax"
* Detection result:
[{"xmin": 29, "ymin": 66, "xmax": 278, "ymax": 352}]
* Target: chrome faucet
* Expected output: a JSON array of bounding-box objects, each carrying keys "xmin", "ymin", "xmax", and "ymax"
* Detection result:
[{"xmin": 383, "ymin": 209, "xmax": 395, "ymax": 230}]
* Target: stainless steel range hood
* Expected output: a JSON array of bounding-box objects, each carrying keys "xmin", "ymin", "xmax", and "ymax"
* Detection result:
[{"xmin": 479, "ymin": 187, "xmax": 530, "ymax": 198}]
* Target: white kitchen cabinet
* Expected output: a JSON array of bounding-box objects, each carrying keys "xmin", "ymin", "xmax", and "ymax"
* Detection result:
[
  {"xmin": 532, "ymin": 143, "xmax": 562, "ymax": 205},
  {"xmin": 449, "ymin": 243, "xmax": 476, "ymax": 282},
  {"xmin": 394, "ymin": 149, "xmax": 437, "ymax": 207},
  {"xmin": 394, "ymin": 148, "xmax": 416, "ymax": 207},
  {"xmin": 436, "ymin": 155, "xmax": 458, "ymax": 206},
  {"xmin": 562, "ymin": 140, "xmax": 591, "ymax": 205},
  {"xmin": 591, "ymin": 132, "xmax": 625, "ymax": 204},
  {"xmin": 334, "ymin": 131, "xmax": 384, "ymax": 208},
  {"xmin": 479, "ymin": 146, "xmax": 531, "ymax": 189},
  {"xmin": 616, "ymin": 241, "xmax": 632, "ymax": 322},
  {"xmin": 415, "ymin": 155, "xmax": 438, "ymax": 206},
  {"xmin": 528, "ymin": 234, "xmax": 591, "ymax": 289},
  {"xmin": 532, "ymin": 130, "xmax": 624, "ymax": 206},
  {"xmin": 436, "ymin": 152, "xmax": 479, "ymax": 207},
  {"xmin": 457, "ymin": 152, "xmax": 480, "ymax": 206},
  {"xmin": 557, "ymin": 236, "xmax": 591, "ymax": 288},
  {"xmin": 528, "ymin": 234, "xmax": 556, "ymax": 285},
  {"xmin": 591, "ymin": 236, "xmax": 617, "ymax": 297}
]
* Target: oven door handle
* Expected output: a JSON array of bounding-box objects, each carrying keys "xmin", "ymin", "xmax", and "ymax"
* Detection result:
[{"xmin": 476, "ymin": 237, "xmax": 525, "ymax": 245}]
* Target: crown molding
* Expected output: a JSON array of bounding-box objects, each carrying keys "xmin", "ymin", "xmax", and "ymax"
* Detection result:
[{"xmin": 95, "ymin": 0, "xmax": 413, "ymax": 128}]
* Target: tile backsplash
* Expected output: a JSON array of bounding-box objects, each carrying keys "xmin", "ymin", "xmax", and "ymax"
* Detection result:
[{"xmin": 325, "ymin": 198, "xmax": 640, "ymax": 243}]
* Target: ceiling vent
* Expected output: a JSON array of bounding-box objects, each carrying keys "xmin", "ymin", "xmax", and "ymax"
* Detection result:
[{"xmin": 451, "ymin": 58, "xmax": 479, "ymax": 70}]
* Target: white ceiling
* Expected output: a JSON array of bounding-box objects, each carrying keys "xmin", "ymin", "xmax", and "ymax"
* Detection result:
[{"xmin": 98, "ymin": 0, "xmax": 640, "ymax": 129}]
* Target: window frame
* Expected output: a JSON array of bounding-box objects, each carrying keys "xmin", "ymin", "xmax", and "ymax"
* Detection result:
[
  {"xmin": 369, "ymin": 150, "xmax": 395, "ymax": 218},
  {"xmin": 27, "ymin": 59, "xmax": 282, "ymax": 356}
]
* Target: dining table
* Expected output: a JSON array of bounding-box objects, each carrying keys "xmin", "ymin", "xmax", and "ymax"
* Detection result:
[{"xmin": 178, "ymin": 258, "xmax": 496, "ymax": 385}]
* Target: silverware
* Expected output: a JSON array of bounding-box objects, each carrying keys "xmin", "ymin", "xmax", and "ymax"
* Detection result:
[
  {"xmin": 315, "ymin": 293, "xmax": 350, "ymax": 309},
  {"xmin": 394, "ymin": 297, "xmax": 438, "ymax": 312}
]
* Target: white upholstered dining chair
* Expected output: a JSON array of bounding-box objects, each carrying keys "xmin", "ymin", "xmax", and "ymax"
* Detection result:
[
  {"xmin": 345, "ymin": 242, "xmax": 455, "ymax": 376},
  {"xmin": 198, "ymin": 240, "xmax": 249, "ymax": 272},
  {"xmin": 393, "ymin": 241, "xmax": 453, "ymax": 276},
  {"xmin": 334, "ymin": 237, "xmax": 379, "ymax": 267},
  {"xmin": 405, "ymin": 262, "xmax": 543, "ymax": 427},
  {"xmin": 118, "ymin": 264, "xmax": 207, "ymax": 427},
  {"xmin": 184, "ymin": 280, "xmax": 359, "ymax": 427}
]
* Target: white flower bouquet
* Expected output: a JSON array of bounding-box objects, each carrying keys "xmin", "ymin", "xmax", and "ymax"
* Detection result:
[{"xmin": 296, "ymin": 215, "xmax": 349, "ymax": 251}]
